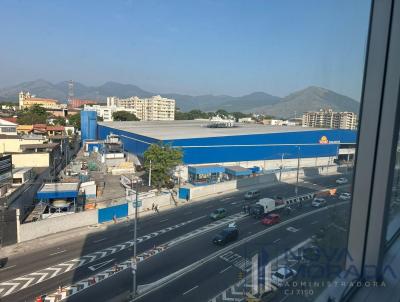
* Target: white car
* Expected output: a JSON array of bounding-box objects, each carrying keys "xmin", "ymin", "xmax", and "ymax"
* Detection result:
[
  {"xmin": 271, "ymin": 267, "xmax": 297, "ymax": 287},
  {"xmin": 312, "ymin": 198, "xmax": 327, "ymax": 207},
  {"xmin": 339, "ymin": 193, "xmax": 351, "ymax": 200},
  {"xmin": 336, "ymin": 177, "xmax": 348, "ymax": 184}
]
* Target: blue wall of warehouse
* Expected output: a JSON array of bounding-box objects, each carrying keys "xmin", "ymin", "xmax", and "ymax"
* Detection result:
[{"xmin": 97, "ymin": 125, "xmax": 356, "ymax": 165}]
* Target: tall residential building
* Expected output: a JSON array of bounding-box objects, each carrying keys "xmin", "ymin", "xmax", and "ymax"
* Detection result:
[
  {"xmin": 106, "ymin": 95, "xmax": 175, "ymax": 121},
  {"xmin": 302, "ymin": 109, "xmax": 358, "ymax": 130},
  {"xmin": 18, "ymin": 91, "xmax": 66, "ymax": 110}
]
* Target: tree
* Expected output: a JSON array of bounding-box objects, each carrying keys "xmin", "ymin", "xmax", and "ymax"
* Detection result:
[
  {"xmin": 17, "ymin": 105, "xmax": 50, "ymax": 124},
  {"xmin": 68, "ymin": 113, "xmax": 81, "ymax": 130},
  {"xmin": 112, "ymin": 111, "xmax": 139, "ymax": 121},
  {"xmin": 52, "ymin": 116, "xmax": 66, "ymax": 126},
  {"xmin": 144, "ymin": 144, "xmax": 183, "ymax": 190}
]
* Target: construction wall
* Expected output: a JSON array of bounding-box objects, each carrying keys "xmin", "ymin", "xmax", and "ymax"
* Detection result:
[
  {"xmin": 184, "ymin": 166, "xmax": 338, "ymax": 200},
  {"xmin": 19, "ymin": 210, "xmax": 98, "ymax": 242},
  {"xmin": 128, "ymin": 193, "xmax": 172, "ymax": 215}
]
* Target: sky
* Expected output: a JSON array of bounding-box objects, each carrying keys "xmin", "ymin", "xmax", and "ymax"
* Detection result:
[{"xmin": 0, "ymin": 0, "xmax": 371, "ymax": 100}]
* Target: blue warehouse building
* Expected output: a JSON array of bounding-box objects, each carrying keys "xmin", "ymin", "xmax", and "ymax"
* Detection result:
[{"xmin": 94, "ymin": 119, "xmax": 357, "ymax": 183}]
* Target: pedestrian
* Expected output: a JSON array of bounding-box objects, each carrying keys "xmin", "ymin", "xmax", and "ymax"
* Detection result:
[
  {"xmin": 113, "ymin": 214, "xmax": 117, "ymax": 223},
  {"xmin": 186, "ymin": 195, "xmax": 189, "ymax": 202},
  {"xmin": 155, "ymin": 204, "xmax": 159, "ymax": 213},
  {"xmin": 152, "ymin": 203, "xmax": 155, "ymax": 211}
]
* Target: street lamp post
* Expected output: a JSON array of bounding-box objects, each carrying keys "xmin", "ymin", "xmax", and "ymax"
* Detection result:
[{"xmin": 130, "ymin": 177, "xmax": 140, "ymax": 298}]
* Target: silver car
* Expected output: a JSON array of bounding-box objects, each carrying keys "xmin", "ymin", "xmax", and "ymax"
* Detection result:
[
  {"xmin": 312, "ymin": 198, "xmax": 327, "ymax": 207},
  {"xmin": 339, "ymin": 193, "xmax": 351, "ymax": 200},
  {"xmin": 271, "ymin": 267, "xmax": 297, "ymax": 287}
]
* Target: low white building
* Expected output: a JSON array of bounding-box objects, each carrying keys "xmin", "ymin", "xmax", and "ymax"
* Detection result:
[
  {"xmin": 262, "ymin": 119, "xmax": 297, "ymax": 126},
  {"xmin": 0, "ymin": 118, "xmax": 17, "ymax": 136}
]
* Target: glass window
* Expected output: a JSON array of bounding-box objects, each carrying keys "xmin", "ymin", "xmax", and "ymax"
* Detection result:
[{"xmin": 386, "ymin": 134, "xmax": 400, "ymax": 242}]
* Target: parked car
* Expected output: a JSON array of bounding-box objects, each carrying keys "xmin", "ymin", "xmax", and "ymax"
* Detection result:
[
  {"xmin": 339, "ymin": 192, "xmax": 352, "ymax": 200},
  {"xmin": 212, "ymin": 227, "xmax": 239, "ymax": 245},
  {"xmin": 210, "ymin": 208, "xmax": 227, "ymax": 220},
  {"xmin": 244, "ymin": 189, "xmax": 261, "ymax": 200},
  {"xmin": 336, "ymin": 177, "xmax": 348, "ymax": 184},
  {"xmin": 261, "ymin": 213, "xmax": 281, "ymax": 226},
  {"xmin": 312, "ymin": 198, "xmax": 327, "ymax": 207},
  {"xmin": 271, "ymin": 267, "xmax": 297, "ymax": 287}
]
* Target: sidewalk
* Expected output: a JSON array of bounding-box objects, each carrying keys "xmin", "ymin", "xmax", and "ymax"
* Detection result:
[{"xmin": 1, "ymin": 170, "xmax": 345, "ymax": 258}]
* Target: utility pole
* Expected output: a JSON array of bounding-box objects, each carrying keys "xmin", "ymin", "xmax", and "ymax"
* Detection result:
[
  {"xmin": 148, "ymin": 160, "xmax": 152, "ymax": 187},
  {"xmin": 130, "ymin": 175, "xmax": 140, "ymax": 298},
  {"xmin": 279, "ymin": 153, "xmax": 284, "ymax": 182},
  {"xmin": 295, "ymin": 146, "xmax": 300, "ymax": 197}
]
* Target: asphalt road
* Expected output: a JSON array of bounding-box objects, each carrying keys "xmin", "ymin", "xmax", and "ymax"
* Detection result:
[
  {"xmin": 0, "ymin": 173, "xmax": 351, "ymax": 302},
  {"xmin": 67, "ymin": 195, "xmax": 351, "ymax": 302}
]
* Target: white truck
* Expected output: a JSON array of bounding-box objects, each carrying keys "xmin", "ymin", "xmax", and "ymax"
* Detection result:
[{"xmin": 250, "ymin": 198, "xmax": 287, "ymax": 217}]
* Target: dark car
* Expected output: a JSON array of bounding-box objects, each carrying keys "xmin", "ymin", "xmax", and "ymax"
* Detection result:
[
  {"xmin": 212, "ymin": 227, "xmax": 239, "ymax": 245},
  {"xmin": 250, "ymin": 204, "xmax": 264, "ymax": 218}
]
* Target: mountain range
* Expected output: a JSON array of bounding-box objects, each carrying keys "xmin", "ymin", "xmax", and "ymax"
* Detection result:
[{"xmin": 0, "ymin": 80, "xmax": 359, "ymax": 118}]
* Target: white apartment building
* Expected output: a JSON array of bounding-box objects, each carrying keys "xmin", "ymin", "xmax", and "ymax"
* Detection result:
[
  {"xmin": 83, "ymin": 104, "xmax": 137, "ymax": 122},
  {"xmin": 107, "ymin": 95, "xmax": 175, "ymax": 121},
  {"xmin": 302, "ymin": 109, "xmax": 358, "ymax": 130}
]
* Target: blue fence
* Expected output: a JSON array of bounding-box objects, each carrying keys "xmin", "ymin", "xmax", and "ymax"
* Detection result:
[{"xmin": 98, "ymin": 203, "xmax": 128, "ymax": 223}]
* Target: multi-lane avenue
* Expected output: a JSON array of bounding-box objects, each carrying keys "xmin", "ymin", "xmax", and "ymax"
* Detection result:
[{"xmin": 0, "ymin": 174, "xmax": 351, "ymax": 302}]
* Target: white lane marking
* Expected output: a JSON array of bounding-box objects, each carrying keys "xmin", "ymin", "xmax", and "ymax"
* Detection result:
[
  {"xmin": 273, "ymin": 238, "xmax": 281, "ymax": 243},
  {"xmin": 253, "ymin": 221, "xmax": 260, "ymax": 225},
  {"xmin": 159, "ymin": 219, "xmax": 168, "ymax": 223},
  {"xmin": 219, "ymin": 265, "xmax": 232, "ymax": 274},
  {"xmin": 93, "ymin": 238, "xmax": 107, "ymax": 243},
  {"xmin": 0, "ymin": 265, "xmax": 16, "ymax": 271},
  {"xmin": 311, "ymin": 220, "xmax": 319, "ymax": 224},
  {"xmin": 286, "ymin": 226, "xmax": 299, "ymax": 232},
  {"xmin": 182, "ymin": 285, "xmax": 199, "ymax": 296},
  {"xmin": 278, "ymin": 295, "xmax": 290, "ymax": 302},
  {"xmin": 49, "ymin": 250, "xmax": 67, "ymax": 256},
  {"xmin": 88, "ymin": 259, "xmax": 115, "ymax": 271}
]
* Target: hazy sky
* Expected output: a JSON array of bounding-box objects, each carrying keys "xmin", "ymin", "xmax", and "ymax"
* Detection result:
[{"xmin": 0, "ymin": 0, "xmax": 371, "ymax": 100}]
